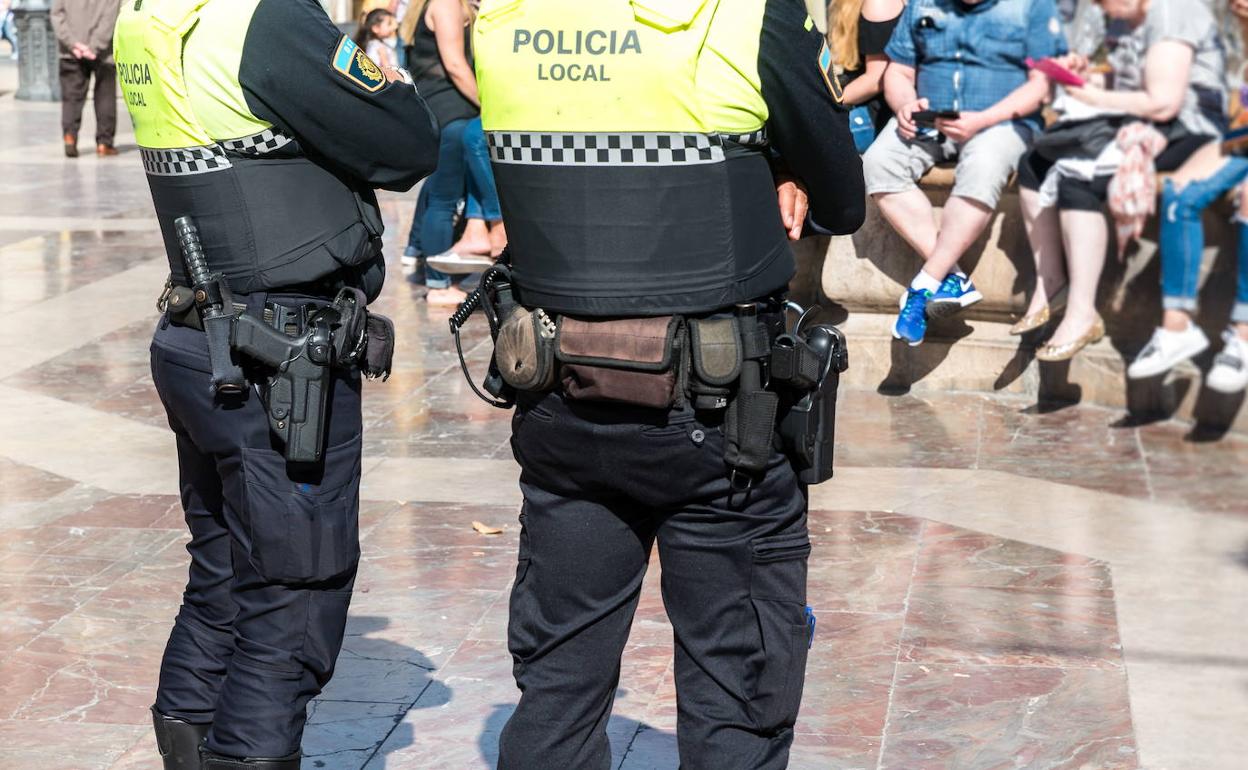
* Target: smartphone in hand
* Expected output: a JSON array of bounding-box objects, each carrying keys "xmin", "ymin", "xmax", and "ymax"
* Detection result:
[{"xmin": 912, "ymin": 110, "xmax": 960, "ymax": 127}]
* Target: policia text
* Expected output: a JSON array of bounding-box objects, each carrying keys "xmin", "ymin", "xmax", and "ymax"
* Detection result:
[{"xmin": 513, "ymin": 28, "xmax": 642, "ymax": 82}]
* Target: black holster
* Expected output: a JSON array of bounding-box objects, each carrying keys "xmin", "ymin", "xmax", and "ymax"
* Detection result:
[{"xmin": 775, "ymin": 325, "xmax": 848, "ymax": 485}]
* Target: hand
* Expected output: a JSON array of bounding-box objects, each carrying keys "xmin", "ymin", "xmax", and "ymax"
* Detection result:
[
  {"xmin": 1065, "ymin": 83, "xmax": 1104, "ymax": 106},
  {"xmin": 896, "ymin": 98, "xmax": 930, "ymax": 141},
  {"xmin": 1053, "ymin": 53, "xmax": 1090, "ymax": 77},
  {"xmin": 381, "ymin": 66, "xmax": 405, "ymax": 84},
  {"xmin": 1233, "ymin": 0, "xmax": 1248, "ymax": 21},
  {"xmin": 775, "ymin": 176, "xmax": 809, "ymax": 241},
  {"xmin": 935, "ymin": 111, "xmax": 987, "ymax": 144}
]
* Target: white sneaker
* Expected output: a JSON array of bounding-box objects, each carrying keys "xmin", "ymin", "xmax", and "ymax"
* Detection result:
[
  {"xmin": 1127, "ymin": 324, "xmax": 1210, "ymax": 379},
  {"xmin": 425, "ymin": 250, "xmax": 494, "ymax": 275},
  {"xmin": 1206, "ymin": 329, "xmax": 1248, "ymax": 394}
]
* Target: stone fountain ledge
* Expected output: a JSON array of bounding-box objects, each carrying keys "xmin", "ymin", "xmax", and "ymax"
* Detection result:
[{"xmin": 795, "ymin": 168, "xmax": 1248, "ymax": 435}]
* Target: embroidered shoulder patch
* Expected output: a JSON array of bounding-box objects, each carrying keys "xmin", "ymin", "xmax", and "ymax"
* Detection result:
[
  {"xmin": 332, "ymin": 36, "xmax": 386, "ymax": 93},
  {"xmin": 818, "ymin": 40, "xmax": 843, "ymax": 103}
]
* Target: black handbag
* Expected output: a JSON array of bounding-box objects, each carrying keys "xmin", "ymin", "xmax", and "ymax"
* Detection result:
[{"xmin": 1032, "ymin": 115, "xmax": 1128, "ymax": 161}]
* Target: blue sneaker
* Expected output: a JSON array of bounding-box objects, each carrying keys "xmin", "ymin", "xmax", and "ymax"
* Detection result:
[
  {"xmin": 927, "ymin": 274, "xmax": 983, "ymax": 319},
  {"xmin": 893, "ymin": 288, "xmax": 932, "ymax": 346}
]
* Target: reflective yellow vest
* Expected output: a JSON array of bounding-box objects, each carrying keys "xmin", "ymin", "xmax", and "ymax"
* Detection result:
[
  {"xmin": 114, "ymin": 0, "xmax": 384, "ymax": 295},
  {"xmin": 475, "ymin": 0, "xmax": 794, "ymax": 316}
]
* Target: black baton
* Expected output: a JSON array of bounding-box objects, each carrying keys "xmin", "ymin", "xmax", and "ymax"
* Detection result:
[{"xmin": 175, "ymin": 216, "xmax": 245, "ymax": 394}]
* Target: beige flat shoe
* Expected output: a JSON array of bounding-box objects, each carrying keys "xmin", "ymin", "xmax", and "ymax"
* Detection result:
[
  {"xmin": 1010, "ymin": 285, "xmax": 1068, "ymax": 336},
  {"xmin": 1035, "ymin": 314, "xmax": 1105, "ymax": 362}
]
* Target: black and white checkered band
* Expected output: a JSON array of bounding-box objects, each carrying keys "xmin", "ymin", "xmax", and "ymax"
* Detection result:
[
  {"xmin": 721, "ymin": 129, "xmax": 769, "ymax": 148},
  {"xmin": 141, "ymin": 145, "xmax": 232, "ymax": 177},
  {"xmin": 220, "ymin": 128, "xmax": 294, "ymax": 156},
  {"xmin": 487, "ymin": 132, "xmax": 727, "ymax": 166}
]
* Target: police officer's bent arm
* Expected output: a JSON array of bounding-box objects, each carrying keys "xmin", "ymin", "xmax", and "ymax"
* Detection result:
[
  {"xmin": 759, "ymin": 0, "xmax": 866, "ymax": 235},
  {"xmin": 238, "ymin": 0, "xmax": 440, "ymax": 191}
]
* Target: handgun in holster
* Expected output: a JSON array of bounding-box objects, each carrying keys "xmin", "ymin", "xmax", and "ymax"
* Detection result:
[
  {"xmin": 175, "ymin": 216, "xmax": 389, "ymax": 464},
  {"xmin": 772, "ymin": 314, "xmax": 849, "ymax": 485},
  {"xmin": 231, "ymin": 292, "xmax": 368, "ymax": 464}
]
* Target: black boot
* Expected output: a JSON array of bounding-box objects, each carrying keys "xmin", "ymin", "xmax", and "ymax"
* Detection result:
[
  {"xmin": 151, "ymin": 708, "xmax": 210, "ymax": 770},
  {"xmin": 201, "ymin": 751, "xmax": 301, "ymax": 770}
]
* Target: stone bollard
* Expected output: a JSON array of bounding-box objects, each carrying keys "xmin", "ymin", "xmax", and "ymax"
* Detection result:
[{"xmin": 12, "ymin": 0, "xmax": 60, "ymax": 102}]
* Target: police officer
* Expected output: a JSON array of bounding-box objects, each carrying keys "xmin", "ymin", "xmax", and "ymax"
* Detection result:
[
  {"xmin": 113, "ymin": 1, "xmax": 438, "ymax": 767},
  {"xmin": 472, "ymin": 0, "xmax": 864, "ymax": 767}
]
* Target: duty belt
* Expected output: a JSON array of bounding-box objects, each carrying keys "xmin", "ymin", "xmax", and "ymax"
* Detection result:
[
  {"xmin": 449, "ymin": 262, "xmax": 848, "ymax": 486},
  {"xmin": 158, "ymin": 280, "xmax": 315, "ymax": 336}
]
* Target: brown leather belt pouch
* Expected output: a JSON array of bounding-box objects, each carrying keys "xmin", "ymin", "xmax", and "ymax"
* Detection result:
[{"xmin": 556, "ymin": 316, "xmax": 681, "ymax": 409}]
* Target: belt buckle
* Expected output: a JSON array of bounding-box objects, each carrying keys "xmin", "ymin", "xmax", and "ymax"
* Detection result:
[{"xmin": 156, "ymin": 278, "xmax": 173, "ymax": 314}]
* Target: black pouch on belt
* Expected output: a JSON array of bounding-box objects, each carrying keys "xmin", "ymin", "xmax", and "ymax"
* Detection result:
[
  {"xmin": 556, "ymin": 316, "xmax": 682, "ymax": 409},
  {"xmin": 688, "ymin": 318, "xmax": 743, "ymax": 410},
  {"xmin": 723, "ymin": 313, "xmax": 779, "ymax": 481}
]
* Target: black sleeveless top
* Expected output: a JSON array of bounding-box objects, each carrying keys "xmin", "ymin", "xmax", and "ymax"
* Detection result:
[
  {"xmin": 837, "ymin": 13, "xmax": 901, "ymax": 132},
  {"xmin": 406, "ymin": 13, "xmax": 478, "ymax": 127}
]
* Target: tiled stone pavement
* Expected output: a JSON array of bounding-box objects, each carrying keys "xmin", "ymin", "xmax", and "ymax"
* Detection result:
[{"xmin": 0, "ymin": 63, "xmax": 1245, "ymax": 769}]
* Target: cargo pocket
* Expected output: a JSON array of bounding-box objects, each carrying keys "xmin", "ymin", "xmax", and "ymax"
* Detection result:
[
  {"xmin": 241, "ymin": 437, "xmax": 362, "ymax": 585},
  {"xmin": 746, "ymin": 531, "xmax": 812, "ymax": 733}
]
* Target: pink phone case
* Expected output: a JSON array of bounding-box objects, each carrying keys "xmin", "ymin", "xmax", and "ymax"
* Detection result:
[{"xmin": 1026, "ymin": 57, "xmax": 1086, "ymax": 88}]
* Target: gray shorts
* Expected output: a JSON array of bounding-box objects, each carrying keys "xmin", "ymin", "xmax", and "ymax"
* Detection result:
[{"xmin": 862, "ymin": 119, "xmax": 1033, "ymax": 209}]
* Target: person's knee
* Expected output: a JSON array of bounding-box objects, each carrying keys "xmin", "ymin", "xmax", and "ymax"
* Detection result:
[
  {"xmin": 862, "ymin": 142, "xmax": 918, "ymax": 199},
  {"xmin": 1163, "ymin": 177, "xmax": 1220, "ymax": 225},
  {"xmin": 951, "ymin": 163, "xmax": 1011, "ymax": 213}
]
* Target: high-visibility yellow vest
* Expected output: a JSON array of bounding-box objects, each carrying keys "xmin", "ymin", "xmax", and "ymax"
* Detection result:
[
  {"xmin": 475, "ymin": 0, "xmax": 794, "ymax": 316},
  {"xmin": 114, "ymin": 0, "xmax": 384, "ymax": 295}
]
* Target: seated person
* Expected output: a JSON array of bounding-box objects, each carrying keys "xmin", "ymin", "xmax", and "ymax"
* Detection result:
[
  {"xmin": 865, "ymin": 0, "xmax": 1069, "ymax": 346},
  {"xmin": 1015, "ymin": 0, "xmax": 1226, "ymax": 362},
  {"xmin": 830, "ymin": 0, "xmax": 907, "ymax": 151},
  {"xmin": 1126, "ymin": 0, "xmax": 1248, "ymax": 392}
]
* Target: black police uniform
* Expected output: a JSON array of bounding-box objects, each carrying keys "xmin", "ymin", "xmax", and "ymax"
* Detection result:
[
  {"xmin": 113, "ymin": 0, "xmax": 438, "ymax": 766},
  {"xmin": 471, "ymin": 0, "xmax": 866, "ymax": 768}
]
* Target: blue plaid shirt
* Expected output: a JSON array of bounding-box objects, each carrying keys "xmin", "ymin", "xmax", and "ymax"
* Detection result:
[{"xmin": 885, "ymin": 0, "xmax": 1068, "ymax": 127}]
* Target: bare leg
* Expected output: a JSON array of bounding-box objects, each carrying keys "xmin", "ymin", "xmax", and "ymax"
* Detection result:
[
  {"xmin": 449, "ymin": 218, "xmax": 492, "ymax": 255},
  {"xmin": 1048, "ymin": 209, "xmax": 1108, "ymax": 347},
  {"xmin": 875, "ymin": 189, "xmax": 939, "ymax": 261},
  {"xmin": 1168, "ymin": 141, "xmax": 1227, "ymax": 190},
  {"xmin": 1019, "ymin": 188, "xmax": 1067, "ymax": 317},
  {"xmin": 922, "ymin": 195, "xmax": 993, "ymax": 283},
  {"xmin": 488, "ymin": 221, "xmax": 508, "ymax": 257},
  {"xmin": 1162, "ymin": 309, "xmax": 1195, "ymax": 333}
]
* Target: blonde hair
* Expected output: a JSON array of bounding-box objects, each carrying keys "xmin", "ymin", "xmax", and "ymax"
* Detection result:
[
  {"xmin": 400, "ymin": 0, "xmax": 477, "ymax": 46},
  {"xmin": 829, "ymin": 0, "xmax": 866, "ymax": 72}
]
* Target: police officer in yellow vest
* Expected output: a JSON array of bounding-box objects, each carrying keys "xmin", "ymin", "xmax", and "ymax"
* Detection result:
[
  {"xmin": 472, "ymin": 1, "xmax": 864, "ymax": 767},
  {"xmin": 113, "ymin": 1, "xmax": 438, "ymax": 768}
]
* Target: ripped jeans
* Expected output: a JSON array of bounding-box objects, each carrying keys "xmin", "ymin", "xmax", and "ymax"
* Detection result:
[{"xmin": 1160, "ymin": 156, "xmax": 1248, "ymax": 324}]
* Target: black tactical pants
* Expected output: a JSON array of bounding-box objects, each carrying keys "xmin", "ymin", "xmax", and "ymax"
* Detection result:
[
  {"xmin": 499, "ymin": 391, "xmax": 811, "ymax": 770},
  {"xmin": 148, "ymin": 316, "xmax": 363, "ymax": 759}
]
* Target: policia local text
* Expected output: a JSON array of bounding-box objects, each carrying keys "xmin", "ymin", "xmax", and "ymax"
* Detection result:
[{"xmin": 514, "ymin": 28, "xmax": 642, "ymax": 82}]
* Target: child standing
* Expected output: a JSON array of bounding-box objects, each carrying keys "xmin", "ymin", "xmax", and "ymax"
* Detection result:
[{"xmin": 355, "ymin": 8, "xmax": 399, "ymax": 69}]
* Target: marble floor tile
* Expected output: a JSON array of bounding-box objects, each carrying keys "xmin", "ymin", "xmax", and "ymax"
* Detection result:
[
  {"xmin": 879, "ymin": 664, "xmax": 1137, "ymax": 770},
  {"xmin": 915, "ymin": 521, "xmax": 1114, "ymax": 596},
  {"xmin": 0, "ymin": 720, "xmax": 147, "ymax": 770},
  {"xmin": 806, "ymin": 510, "xmax": 923, "ymax": 615},
  {"xmin": 797, "ymin": 612, "xmax": 901, "ymax": 737},
  {"xmin": 900, "ymin": 585, "xmax": 1124, "ymax": 669}
]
